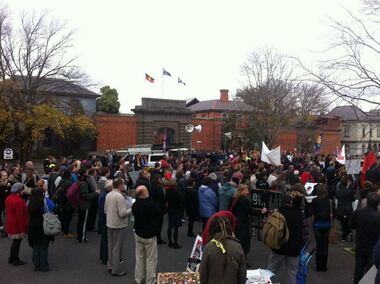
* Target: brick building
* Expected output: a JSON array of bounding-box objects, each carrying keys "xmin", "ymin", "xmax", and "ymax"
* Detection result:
[{"xmin": 95, "ymin": 90, "xmax": 342, "ymax": 154}]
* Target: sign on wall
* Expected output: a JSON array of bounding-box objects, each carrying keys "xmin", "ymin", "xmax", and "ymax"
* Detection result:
[{"xmin": 3, "ymin": 148, "xmax": 14, "ymax": 160}]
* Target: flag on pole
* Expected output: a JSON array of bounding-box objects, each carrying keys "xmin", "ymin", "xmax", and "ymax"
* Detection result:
[
  {"xmin": 145, "ymin": 73, "xmax": 155, "ymax": 83},
  {"xmin": 178, "ymin": 77, "xmax": 186, "ymax": 85},
  {"xmin": 162, "ymin": 68, "xmax": 171, "ymax": 77}
]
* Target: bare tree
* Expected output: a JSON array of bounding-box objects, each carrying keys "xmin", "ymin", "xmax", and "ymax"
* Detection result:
[
  {"xmin": 297, "ymin": 3, "xmax": 380, "ymax": 107},
  {"xmin": 294, "ymin": 83, "xmax": 330, "ymax": 120},
  {"xmin": 0, "ymin": 7, "xmax": 87, "ymax": 105},
  {"xmin": 238, "ymin": 47, "xmax": 299, "ymax": 147}
]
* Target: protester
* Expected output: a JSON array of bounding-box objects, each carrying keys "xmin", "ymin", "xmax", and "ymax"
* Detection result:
[
  {"xmin": 28, "ymin": 186, "xmax": 55, "ymax": 272},
  {"xmin": 5, "ymin": 182, "xmax": 29, "ymax": 266},
  {"xmin": 185, "ymin": 177, "xmax": 198, "ymax": 237},
  {"xmin": 166, "ymin": 172, "xmax": 183, "ymax": 249},
  {"xmin": 98, "ymin": 179, "xmax": 113, "ymax": 265},
  {"xmin": 77, "ymin": 167, "xmax": 99, "ymax": 244},
  {"xmin": 310, "ymin": 184, "xmax": 335, "ymax": 272},
  {"xmin": 150, "ymin": 174, "xmax": 167, "ymax": 243},
  {"xmin": 218, "ymin": 177, "xmax": 237, "ymax": 211},
  {"xmin": 335, "ymin": 173, "xmax": 355, "ymax": 241},
  {"xmin": 351, "ymin": 192, "xmax": 380, "ymax": 284},
  {"xmin": 230, "ymin": 184, "xmax": 255, "ymax": 266},
  {"xmin": 104, "ymin": 178, "xmax": 131, "ymax": 276},
  {"xmin": 199, "ymin": 216, "xmax": 246, "ymax": 284},
  {"xmin": 267, "ymin": 194, "xmax": 304, "ymax": 284},
  {"xmin": 0, "ymin": 170, "xmax": 12, "ymax": 236},
  {"xmin": 132, "ymin": 185, "xmax": 160, "ymax": 284},
  {"xmin": 198, "ymin": 176, "xmax": 218, "ymax": 230}
]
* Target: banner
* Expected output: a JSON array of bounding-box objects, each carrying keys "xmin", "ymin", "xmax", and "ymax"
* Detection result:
[
  {"xmin": 186, "ymin": 235, "xmax": 203, "ymax": 272},
  {"xmin": 261, "ymin": 142, "xmax": 281, "ymax": 166},
  {"xmin": 346, "ymin": 159, "xmax": 361, "ymax": 175},
  {"xmin": 337, "ymin": 145, "xmax": 346, "ymax": 165}
]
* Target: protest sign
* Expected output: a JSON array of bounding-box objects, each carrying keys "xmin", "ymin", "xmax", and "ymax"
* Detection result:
[{"xmin": 186, "ymin": 235, "xmax": 203, "ymax": 272}]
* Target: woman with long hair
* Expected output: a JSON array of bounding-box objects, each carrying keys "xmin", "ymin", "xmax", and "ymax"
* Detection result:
[
  {"xmin": 310, "ymin": 184, "xmax": 335, "ymax": 271},
  {"xmin": 28, "ymin": 185, "xmax": 55, "ymax": 272},
  {"xmin": 199, "ymin": 216, "xmax": 246, "ymax": 284},
  {"xmin": 230, "ymin": 184, "xmax": 253, "ymax": 265},
  {"xmin": 150, "ymin": 174, "xmax": 166, "ymax": 244},
  {"xmin": 165, "ymin": 173, "xmax": 182, "ymax": 248}
]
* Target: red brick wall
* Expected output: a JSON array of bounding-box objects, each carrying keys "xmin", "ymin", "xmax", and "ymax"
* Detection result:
[
  {"xmin": 191, "ymin": 118, "xmax": 222, "ymax": 151},
  {"xmin": 95, "ymin": 114, "xmax": 137, "ymax": 151},
  {"xmin": 274, "ymin": 129, "xmax": 298, "ymax": 152}
]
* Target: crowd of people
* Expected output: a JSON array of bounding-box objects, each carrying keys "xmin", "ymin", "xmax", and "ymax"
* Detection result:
[{"xmin": 1, "ymin": 149, "xmax": 380, "ymax": 283}]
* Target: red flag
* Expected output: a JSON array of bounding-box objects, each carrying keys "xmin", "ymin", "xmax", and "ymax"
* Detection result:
[{"xmin": 361, "ymin": 150, "xmax": 376, "ymax": 188}]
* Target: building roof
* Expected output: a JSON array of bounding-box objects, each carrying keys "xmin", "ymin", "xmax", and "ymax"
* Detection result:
[
  {"xmin": 185, "ymin": 97, "xmax": 199, "ymax": 107},
  {"xmin": 189, "ymin": 99, "xmax": 253, "ymax": 113},
  {"xmin": 328, "ymin": 105, "xmax": 368, "ymax": 121},
  {"xmin": 14, "ymin": 76, "xmax": 99, "ymax": 97}
]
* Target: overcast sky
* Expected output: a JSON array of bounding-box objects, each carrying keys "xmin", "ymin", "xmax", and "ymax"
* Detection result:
[{"xmin": 7, "ymin": 0, "xmax": 362, "ymax": 113}]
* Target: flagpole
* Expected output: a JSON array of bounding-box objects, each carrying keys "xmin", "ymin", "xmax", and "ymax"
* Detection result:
[{"xmin": 162, "ymin": 72, "xmax": 164, "ymax": 99}]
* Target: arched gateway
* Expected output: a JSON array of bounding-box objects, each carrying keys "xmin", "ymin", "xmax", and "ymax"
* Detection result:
[{"xmin": 132, "ymin": 98, "xmax": 192, "ymax": 149}]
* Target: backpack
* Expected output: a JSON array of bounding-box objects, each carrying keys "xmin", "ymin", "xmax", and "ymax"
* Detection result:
[
  {"xmin": 52, "ymin": 181, "xmax": 65, "ymax": 205},
  {"xmin": 43, "ymin": 199, "xmax": 61, "ymax": 236},
  {"xmin": 262, "ymin": 210, "xmax": 289, "ymax": 250},
  {"xmin": 66, "ymin": 182, "xmax": 84, "ymax": 208}
]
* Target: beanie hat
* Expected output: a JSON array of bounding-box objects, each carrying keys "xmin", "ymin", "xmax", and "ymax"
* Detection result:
[{"xmin": 11, "ymin": 182, "xmax": 24, "ymax": 193}]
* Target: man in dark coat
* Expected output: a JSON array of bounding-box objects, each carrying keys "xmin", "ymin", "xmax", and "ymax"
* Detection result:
[{"xmin": 350, "ymin": 192, "xmax": 380, "ymax": 284}]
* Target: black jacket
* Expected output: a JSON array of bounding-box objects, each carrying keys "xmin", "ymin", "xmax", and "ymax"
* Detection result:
[
  {"xmin": 335, "ymin": 183, "xmax": 355, "ymax": 217},
  {"xmin": 273, "ymin": 207, "xmax": 304, "ymax": 256},
  {"xmin": 150, "ymin": 183, "xmax": 166, "ymax": 214},
  {"xmin": 166, "ymin": 187, "xmax": 182, "ymax": 215},
  {"xmin": 132, "ymin": 198, "xmax": 160, "ymax": 239},
  {"xmin": 310, "ymin": 197, "xmax": 335, "ymax": 221},
  {"xmin": 350, "ymin": 207, "xmax": 380, "ymax": 255},
  {"xmin": 28, "ymin": 201, "xmax": 54, "ymax": 247}
]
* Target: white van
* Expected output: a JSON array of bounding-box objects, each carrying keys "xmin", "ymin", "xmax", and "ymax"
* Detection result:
[{"xmin": 147, "ymin": 153, "xmax": 166, "ymax": 167}]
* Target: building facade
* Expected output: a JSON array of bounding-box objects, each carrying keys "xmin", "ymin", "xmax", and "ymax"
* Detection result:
[{"xmin": 329, "ymin": 105, "xmax": 380, "ymax": 155}]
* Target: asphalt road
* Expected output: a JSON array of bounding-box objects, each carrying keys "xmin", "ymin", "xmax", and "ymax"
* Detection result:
[{"xmin": 0, "ymin": 216, "xmax": 356, "ymax": 284}]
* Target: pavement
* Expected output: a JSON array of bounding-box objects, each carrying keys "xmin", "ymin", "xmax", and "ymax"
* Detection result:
[{"xmin": 0, "ymin": 215, "xmax": 356, "ymax": 284}]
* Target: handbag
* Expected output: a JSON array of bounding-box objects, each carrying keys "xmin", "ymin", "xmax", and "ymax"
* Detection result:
[
  {"xmin": 43, "ymin": 198, "xmax": 61, "ymax": 236},
  {"xmin": 328, "ymin": 199, "xmax": 337, "ymax": 244}
]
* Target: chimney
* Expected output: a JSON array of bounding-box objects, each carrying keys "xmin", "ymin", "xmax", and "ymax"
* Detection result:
[{"xmin": 220, "ymin": 89, "xmax": 229, "ymax": 103}]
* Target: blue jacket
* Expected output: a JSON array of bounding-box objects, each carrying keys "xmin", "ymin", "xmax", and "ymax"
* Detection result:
[
  {"xmin": 198, "ymin": 185, "xmax": 218, "ymax": 218},
  {"xmin": 218, "ymin": 182, "xmax": 236, "ymax": 211}
]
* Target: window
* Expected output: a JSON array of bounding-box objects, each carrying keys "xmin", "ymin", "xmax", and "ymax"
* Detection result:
[
  {"xmin": 343, "ymin": 126, "xmax": 350, "ymax": 137},
  {"xmin": 362, "ymin": 144, "xmax": 366, "ymax": 154},
  {"xmin": 377, "ymin": 126, "xmax": 380, "ymax": 137},
  {"xmin": 370, "ymin": 127, "xmax": 373, "ymax": 137},
  {"xmin": 362, "ymin": 127, "xmax": 366, "ymax": 138}
]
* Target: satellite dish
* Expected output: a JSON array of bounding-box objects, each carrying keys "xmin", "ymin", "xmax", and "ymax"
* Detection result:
[
  {"xmin": 185, "ymin": 124, "xmax": 194, "ymax": 133},
  {"xmin": 194, "ymin": 125, "xmax": 202, "ymax": 133}
]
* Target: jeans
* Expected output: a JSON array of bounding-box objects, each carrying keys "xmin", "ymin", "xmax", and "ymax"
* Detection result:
[
  {"xmin": 353, "ymin": 252, "xmax": 373, "ymax": 284},
  {"xmin": 32, "ymin": 238, "xmax": 50, "ymax": 271},
  {"xmin": 267, "ymin": 251, "xmax": 298, "ymax": 284},
  {"xmin": 313, "ymin": 227, "xmax": 330, "ymax": 270},
  {"xmin": 107, "ymin": 227, "xmax": 127, "ymax": 274}
]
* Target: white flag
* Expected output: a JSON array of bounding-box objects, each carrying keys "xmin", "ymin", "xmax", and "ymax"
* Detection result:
[
  {"xmin": 337, "ymin": 145, "xmax": 346, "ymax": 165},
  {"xmin": 261, "ymin": 142, "xmax": 281, "ymax": 166}
]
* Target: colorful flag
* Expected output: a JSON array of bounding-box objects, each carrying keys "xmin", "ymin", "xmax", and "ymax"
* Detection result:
[
  {"xmin": 145, "ymin": 73, "xmax": 155, "ymax": 83},
  {"xmin": 178, "ymin": 77, "xmax": 186, "ymax": 85},
  {"xmin": 162, "ymin": 68, "xmax": 171, "ymax": 77}
]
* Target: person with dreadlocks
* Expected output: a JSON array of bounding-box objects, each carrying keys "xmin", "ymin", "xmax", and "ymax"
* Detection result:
[{"xmin": 199, "ymin": 216, "xmax": 246, "ymax": 284}]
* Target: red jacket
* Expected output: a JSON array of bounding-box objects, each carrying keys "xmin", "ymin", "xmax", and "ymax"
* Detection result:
[{"xmin": 5, "ymin": 194, "xmax": 29, "ymax": 235}]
